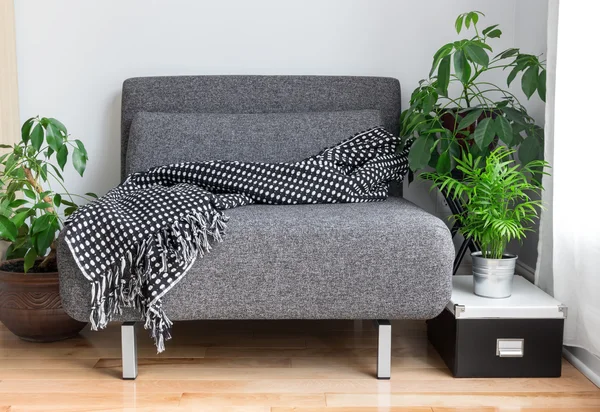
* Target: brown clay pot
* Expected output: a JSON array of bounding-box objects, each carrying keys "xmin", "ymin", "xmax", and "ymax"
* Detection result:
[{"xmin": 0, "ymin": 259, "xmax": 86, "ymax": 342}]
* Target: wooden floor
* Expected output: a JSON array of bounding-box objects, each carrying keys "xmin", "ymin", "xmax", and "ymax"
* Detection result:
[{"xmin": 0, "ymin": 319, "xmax": 598, "ymax": 412}]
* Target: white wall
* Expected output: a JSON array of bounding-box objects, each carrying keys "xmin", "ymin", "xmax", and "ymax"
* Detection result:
[
  {"xmin": 15, "ymin": 0, "xmax": 548, "ymax": 263},
  {"xmin": 507, "ymin": 0, "xmax": 549, "ymax": 270}
]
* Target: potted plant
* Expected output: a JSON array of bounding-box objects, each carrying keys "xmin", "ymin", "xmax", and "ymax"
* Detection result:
[
  {"xmin": 423, "ymin": 147, "xmax": 548, "ymax": 298},
  {"xmin": 400, "ymin": 11, "xmax": 546, "ymax": 177},
  {"xmin": 0, "ymin": 116, "xmax": 94, "ymax": 341}
]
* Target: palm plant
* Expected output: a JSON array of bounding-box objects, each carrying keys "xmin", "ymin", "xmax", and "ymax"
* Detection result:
[{"xmin": 422, "ymin": 147, "xmax": 548, "ymax": 259}]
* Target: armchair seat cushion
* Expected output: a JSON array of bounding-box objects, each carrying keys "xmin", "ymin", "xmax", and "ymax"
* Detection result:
[{"xmin": 58, "ymin": 197, "xmax": 453, "ymax": 322}]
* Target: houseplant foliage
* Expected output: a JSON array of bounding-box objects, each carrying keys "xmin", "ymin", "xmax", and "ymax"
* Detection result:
[
  {"xmin": 400, "ymin": 11, "xmax": 546, "ymax": 176},
  {"xmin": 422, "ymin": 147, "xmax": 548, "ymax": 259},
  {"xmin": 0, "ymin": 116, "xmax": 94, "ymax": 341},
  {"xmin": 0, "ymin": 116, "xmax": 94, "ymax": 271}
]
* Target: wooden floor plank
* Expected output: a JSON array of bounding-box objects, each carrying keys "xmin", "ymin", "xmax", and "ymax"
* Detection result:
[
  {"xmin": 94, "ymin": 356, "xmax": 292, "ymax": 369},
  {"xmin": 0, "ymin": 393, "xmax": 181, "ymax": 409},
  {"xmin": 325, "ymin": 392, "xmax": 600, "ymax": 408},
  {"xmin": 0, "ymin": 375, "xmax": 596, "ymax": 394},
  {"xmin": 180, "ymin": 392, "xmax": 326, "ymax": 407},
  {"xmin": 0, "ymin": 358, "xmax": 99, "ymax": 369},
  {"xmin": 432, "ymin": 408, "xmax": 600, "ymax": 412},
  {"xmin": 272, "ymin": 408, "xmax": 433, "ymax": 412},
  {"xmin": 0, "ymin": 319, "xmax": 597, "ymax": 411},
  {"xmin": 291, "ymin": 355, "xmax": 445, "ymax": 370},
  {"xmin": 205, "ymin": 345, "xmax": 436, "ymax": 358}
]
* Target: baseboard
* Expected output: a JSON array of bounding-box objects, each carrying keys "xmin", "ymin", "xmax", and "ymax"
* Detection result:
[
  {"xmin": 516, "ymin": 261, "xmax": 536, "ymax": 282},
  {"xmin": 563, "ymin": 346, "xmax": 600, "ymax": 388}
]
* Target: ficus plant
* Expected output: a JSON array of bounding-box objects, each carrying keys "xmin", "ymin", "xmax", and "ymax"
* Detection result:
[
  {"xmin": 422, "ymin": 147, "xmax": 549, "ymax": 259},
  {"xmin": 400, "ymin": 11, "xmax": 546, "ymax": 177},
  {"xmin": 0, "ymin": 116, "xmax": 95, "ymax": 272}
]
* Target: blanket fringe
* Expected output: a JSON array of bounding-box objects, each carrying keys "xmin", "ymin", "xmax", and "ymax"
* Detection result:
[{"xmin": 87, "ymin": 209, "xmax": 228, "ymax": 352}]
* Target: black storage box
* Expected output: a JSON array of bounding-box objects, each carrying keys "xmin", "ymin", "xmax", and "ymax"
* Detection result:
[{"xmin": 427, "ymin": 275, "xmax": 566, "ymax": 378}]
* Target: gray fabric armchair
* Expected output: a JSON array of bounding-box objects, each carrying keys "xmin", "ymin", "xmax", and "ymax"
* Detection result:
[{"xmin": 57, "ymin": 75, "xmax": 454, "ymax": 380}]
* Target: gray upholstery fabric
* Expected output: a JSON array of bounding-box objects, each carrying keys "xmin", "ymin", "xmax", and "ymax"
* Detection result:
[
  {"xmin": 121, "ymin": 76, "xmax": 402, "ymax": 180},
  {"xmin": 57, "ymin": 197, "xmax": 453, "ymax": 322},
  {"xmin": 57, "ymin": 75, "xmax": 453, "ymax": 324},
  {"xmin": 126, "ymin": 110, "xmax": 382, "ymax": 174}
]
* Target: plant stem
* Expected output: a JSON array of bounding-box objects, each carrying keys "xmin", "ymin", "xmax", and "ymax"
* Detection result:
[
  {"xmin": 24, "ymin": 167, "xmax": 54, "ymax": 214},
  {"xmin": 39, "ymin": 242, "xmax": 56, "ymax": 269},
  {"xmin": 24, "ymin": 166, "xmax": 58, "ymax": 270}
]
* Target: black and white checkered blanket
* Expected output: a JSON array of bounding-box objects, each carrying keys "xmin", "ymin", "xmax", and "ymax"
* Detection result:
[{"xmin": 64, "ymin": 127, "xmax": 409, "ymax": 351}]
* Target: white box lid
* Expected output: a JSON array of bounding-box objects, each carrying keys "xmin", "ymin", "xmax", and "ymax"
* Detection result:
[{"xmin": 447, "ymin": 275, "xmax": 567, "ymax": 319}]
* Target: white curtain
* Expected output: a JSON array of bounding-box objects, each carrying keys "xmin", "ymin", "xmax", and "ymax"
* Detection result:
[{"xmin": 537, "ymin": 0, "xmax": 600, "ymax": 359}]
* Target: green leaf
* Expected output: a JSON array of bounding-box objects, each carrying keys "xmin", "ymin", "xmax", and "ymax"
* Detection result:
[
  {"xmin": 53, "ymin": 193, "xmax": 62, "ymax": 207},
  {"xmin": 495, "ymin": 116, "xmax": 513, "ymax": 146},
  {"xmin": 469, "ymin": 11, "xmax": 480, "ymax": 25},
  {"xmin": 457, "ymin": 109, "xmax": 483, "ymax": 131},
  {"xmin": 429, "ymin": 43, "xmax": 454, "ymax": 77},
  {"xmin": 0, "ymin": 144, "xmax": 12, "ymax": 148},
  {"xmin": 474, "ymin": 117, "xmax": 495, "ymax": 150},
  {"xmin": 57, "ymin": 145, "xmax": 68, "ymax": 171},
  {"xmin": 422, "ymin": 92, "xmax": 437, "ymax": 114},
  {"xmin": 45, "ymin": 123, "xmax": 63, "ymax": 152},
  {"xmin": 30, "ymin": 123, "xmax": 44, "ymax": 151},
  {"xmin": 72, "ymin": 148, "xmax": 87, "ymax": 177},
  {"xmin": 21, "ymin": 118, "xmax": 35, "ymax": 144},
  {"xmin": 537, "ymin": 69, "xmax": 547, "ymax": 102},
  {"xmin": 436, "ymin": 55, "xmax": 451, "ymax": 96},
  {"xmin": 50, "ymin": 164, "xmax": 63, "ymax": 180},
  {"xmin": 453, "ymin": 49, "xmax": 471, "ymax": 84},
  {"xmin": 471, "ymin": 40, "xmax": 493, "ymax": 52},
  {"xmin": 48, "ymin": 118, "xmax": 67, "ymax": 135},
  {"xmin": 33, "ymin": 202, "xmax": 53, "ymax": 210},
  {"xmin": 507, "ymin": 60, "xmax": 528, "ymax": 87},
  {"xmin": 408, "ymin": 135, "xmax": 435, "ymax": 171},
  {"xmin": 464, "ymin": 43, "xmax": 489, "ymax": 67},
  {"xmin": 482, "ymin": 24, "xmax": 498, "ymax": 36},
  {"xmin": 11, "ymin": 210, "xmax": 30, "ymax": 229},
  {"xmin": 436, "ymin": 150, "xmax": 452, "ymax": 174},
  {"xmin": 518, "ymin": 136, "xmax": 541, "ymax": 165},
  {"xmin": 85, "ymin": 192, "xmax": 98, "ymax": 199},
  {"xmin": 455, "ymin": 15, "xmax": 464, "ymax": 34},
  {"xmin": 0, "ymin": 215, "xmax": 18, "ymax": 242},
  {"xmin": 9, "ymin": 199, "xmax": 28, "ymax": 208},
  {"xmin": 34, "ymin": 226, "xmax": 55, "ymax": 256},
  {"xmin": 30, "ymin": 214, "xmax": 52, "ymax": 235},
  {"xmin": 23, "ymin": 189, "xmax": 36, "ymax": 200},
  {"xmin": 502, "ymin": 107, "xmax": 528, "ymax": 126},
  {"xmin": 40, "ymin": 164, "xmax": 48, "ymax": 181},
  {"xmin": 521, "ymin": 65, "xmax": 539, "ymax": 99},
  {"xmin": 74, "ymin": 139, "xmax": 87, "ymax": 156},
  {"xmin": 64, "ymin": 206, "xmax": 78, "ymax": 217},
  {"xmin": 24, "ymin": 248, "xmax": 37, "ymax": 273},
  {"xmin": 496, "ymin": 48, "xmax": 519, "ymax": 59},
  {"xmin": 60, "ymin": 199, "xmax": 77, "ymax": 208},
  {"xmin": 487, "ymin": 29, "xmax": 502, "ymax": 38}
]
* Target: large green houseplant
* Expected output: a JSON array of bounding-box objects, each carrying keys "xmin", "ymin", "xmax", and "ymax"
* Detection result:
[
  {"xmin": 423, "ymin": 147, "xmax": 549, "ymax": 298},
  {"xmin": 400, "ymin": 11, "xmax": 546, "ymax": 176},
  {"xmin": 0, "ymin": 116, "xmax": 95, "ymax": 341}
]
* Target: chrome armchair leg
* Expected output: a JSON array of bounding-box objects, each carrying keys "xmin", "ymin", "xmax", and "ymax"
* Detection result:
[
  {"xmin": 121, "ymin": 322, "xmax": 138, "ymax": 380},
  {"xmin": 374, "ymin": 319, "xmax": 391, "ymax": 379}
]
